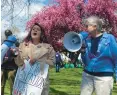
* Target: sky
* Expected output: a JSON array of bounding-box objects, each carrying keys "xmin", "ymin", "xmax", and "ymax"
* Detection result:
[
  {"xmin": 1, "ymin": 0, "xmax": 117, "ymax": 33},
  {"xmin": 1, "ymin": 0, "xmax": 50, "ymax": 32}
]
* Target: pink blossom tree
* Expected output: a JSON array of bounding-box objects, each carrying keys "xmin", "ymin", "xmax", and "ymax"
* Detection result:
[{"xmin": 27, "ymin": 0, "xmax": 117, "ymax": 50}]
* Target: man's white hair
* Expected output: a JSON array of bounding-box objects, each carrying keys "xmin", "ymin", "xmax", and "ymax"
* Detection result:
[{"xmin": 84, "ymin": 16, "xmax": 103, "ymax": 32}]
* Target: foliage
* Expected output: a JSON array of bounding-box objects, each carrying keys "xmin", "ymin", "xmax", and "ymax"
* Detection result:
[{"xmin": 27, "ymin": 0, "xmax": 117, "ymax": 49}]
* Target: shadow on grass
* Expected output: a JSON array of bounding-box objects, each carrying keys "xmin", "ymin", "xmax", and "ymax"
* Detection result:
[{"xmin": 49, "ymin": 87, "xmax": 69, "ymax": 95}]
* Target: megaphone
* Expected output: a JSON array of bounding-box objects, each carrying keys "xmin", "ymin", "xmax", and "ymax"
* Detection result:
[{"xmin": 63, "ymin": 31, "xmax": 88, "ymax": 52}]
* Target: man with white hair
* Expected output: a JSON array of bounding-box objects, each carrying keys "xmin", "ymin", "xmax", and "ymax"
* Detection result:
[{"xmin": 80, "ymin": 16, "xmax": 117, "ymax": 95}]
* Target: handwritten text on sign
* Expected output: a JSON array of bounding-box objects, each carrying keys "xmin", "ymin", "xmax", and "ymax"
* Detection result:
[{"xmin": 13, "ymin": 60, "xmax": 49, "ymax": 95}]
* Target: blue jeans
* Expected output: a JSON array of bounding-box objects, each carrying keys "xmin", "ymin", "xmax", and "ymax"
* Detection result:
[{"xmin": 56, "ymin": 62, "xmax": 60, "ymax": 72}]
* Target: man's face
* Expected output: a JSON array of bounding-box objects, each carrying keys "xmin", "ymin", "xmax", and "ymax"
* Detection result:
[{"xmin": 87, "ymin": 25, "xmax": 97, "ymax": 35}]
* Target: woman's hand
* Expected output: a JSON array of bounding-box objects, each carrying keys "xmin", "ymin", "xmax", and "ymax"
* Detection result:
[{"xmin": 29, "ymin": 57, "xmax": 37, "ymax": 65}]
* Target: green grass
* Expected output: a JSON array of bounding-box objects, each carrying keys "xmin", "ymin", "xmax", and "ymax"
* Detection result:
[{"xmin": 5, "ymin": 68, "xmax": 117, "ymax": 95}]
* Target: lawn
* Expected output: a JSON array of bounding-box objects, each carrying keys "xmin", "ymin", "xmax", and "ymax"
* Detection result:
[{"xmin": 4, "ymin": 68, "xmax": 117, "ymax": 95}]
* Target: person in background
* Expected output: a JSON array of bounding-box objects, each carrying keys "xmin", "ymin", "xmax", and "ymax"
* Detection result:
[
  {"xmin": 1, "ymin": 30, "xmax": 17, "ymax": 64},
  {"xmin": 73, "ymin": 52, "xmax": 81, "ymax": 68},
  {"xmin": 1, "ymin": 48, "xmax": 18, "ymax": 95},
  {"xmin": 69, "ymin": 52, "xmax": 79, "ymax": 68},
  {"xmin": 61, "ymin": 52, "xmax": 71, "ymax": 66},
  {"xmin": 55, "ymin": 51, "xmax": 62, "ymax": 72},
  {"xmin": 1, "ymin": 30, "xmax": 19, "ymax": 95}
]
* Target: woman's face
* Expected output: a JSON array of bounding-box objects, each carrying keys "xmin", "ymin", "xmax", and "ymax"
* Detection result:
[{"xmin": 31, "ymin": 25, "xmax": 41, "ymax": 40}]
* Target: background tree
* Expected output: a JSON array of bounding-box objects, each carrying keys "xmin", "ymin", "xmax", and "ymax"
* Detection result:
[{"xmin": 27, "ymin": 0, "xmax": 117, "ymax": 50}]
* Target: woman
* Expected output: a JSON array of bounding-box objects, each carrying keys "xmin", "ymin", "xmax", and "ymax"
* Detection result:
[{"xmin": 13, "ymin": 23, "xmax": 55, "ymax": 95}]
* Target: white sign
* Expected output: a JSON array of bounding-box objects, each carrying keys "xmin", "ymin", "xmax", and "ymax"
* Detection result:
[{"xmin": 13, "ymin": 60, "xmax": 49, "ymax": 95}]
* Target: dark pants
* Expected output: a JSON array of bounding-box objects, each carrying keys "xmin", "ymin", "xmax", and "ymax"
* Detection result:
[
  {"xmin": 1, "ymin": 69, "xmax": 16, "ymax": 95},
  {"xmin": 56, "ymin": 62, "xmax": 60, "ymax": 72}
]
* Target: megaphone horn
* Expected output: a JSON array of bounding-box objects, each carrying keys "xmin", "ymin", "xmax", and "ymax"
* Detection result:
[{"xmin": 63, "ymin": 31, "xmax": 88, "ymax": 52}]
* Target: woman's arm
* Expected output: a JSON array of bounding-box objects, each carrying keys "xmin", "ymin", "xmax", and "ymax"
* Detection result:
[
  {"xmin": 14, "ymin": 43, "xmax": 26, "ymax": 67},
  {"xmin": 46, "ymin": 45, "xmax": 56, "ymax": 66}
]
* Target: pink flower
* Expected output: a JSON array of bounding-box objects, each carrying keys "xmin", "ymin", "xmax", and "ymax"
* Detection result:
[{"xmin": 26, "ymin": 0, "xmax": 117, "ymax": 50}]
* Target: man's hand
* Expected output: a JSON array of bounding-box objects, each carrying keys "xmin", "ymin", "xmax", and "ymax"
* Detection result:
[{"xmin": 79, "ymin": 43, "xmax": 87, "ymax": 54}]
